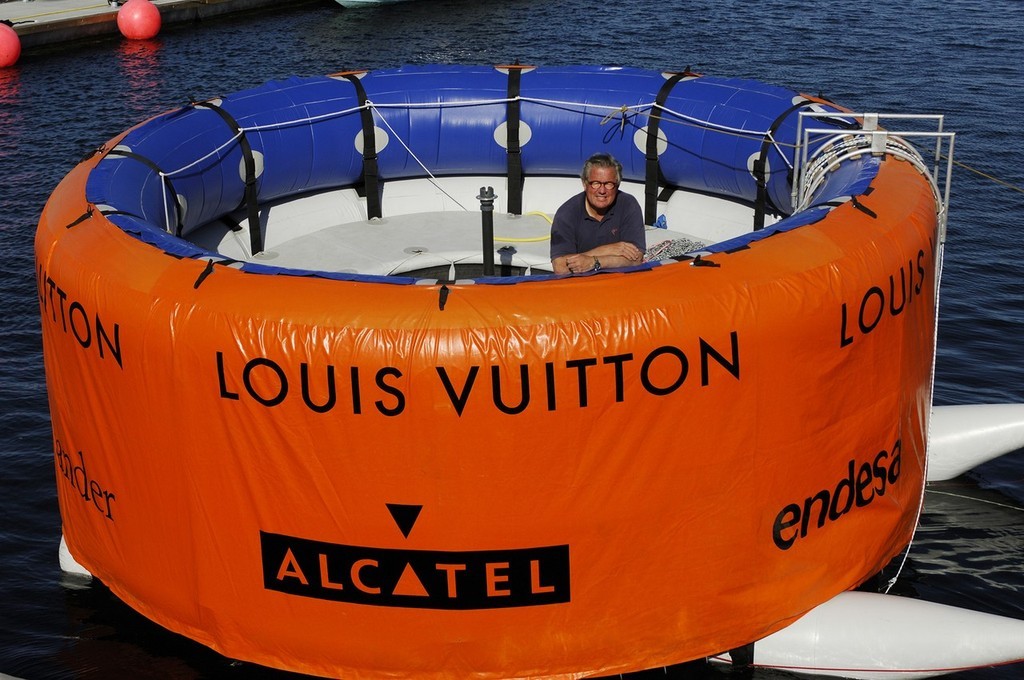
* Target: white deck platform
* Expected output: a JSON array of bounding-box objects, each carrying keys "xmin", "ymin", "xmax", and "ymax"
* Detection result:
[{"xmin": 186, "ymin": 178, "xmax": 766, "ymax": 277}]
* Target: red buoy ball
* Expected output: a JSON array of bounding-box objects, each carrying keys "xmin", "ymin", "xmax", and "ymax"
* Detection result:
[
  {"xmin": 0, "ymin": 22, "xmax": 21, "ymax": 68},
  {"xmin": 117, "ymin": 0, "xmax": 162, "ymax": 41}
]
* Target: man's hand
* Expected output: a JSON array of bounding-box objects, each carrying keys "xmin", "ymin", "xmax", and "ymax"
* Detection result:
[
  {"xmin": 553, "ymin": 241, "xmax": 644, "ymax": 274},
  {"xmin": 560, "ymin": 253, "xmax": 598, "ymax": 274}
]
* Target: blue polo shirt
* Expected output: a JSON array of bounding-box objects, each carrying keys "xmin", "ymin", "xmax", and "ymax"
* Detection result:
[{"xmin": 549, "ymin": 191, "xmax": 646, "ymax": 259}]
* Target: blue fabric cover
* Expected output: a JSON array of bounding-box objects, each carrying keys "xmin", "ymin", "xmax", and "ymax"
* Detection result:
[{"xmin": 84, "ymin": 65, "xmax": 874, "ymax": 281}]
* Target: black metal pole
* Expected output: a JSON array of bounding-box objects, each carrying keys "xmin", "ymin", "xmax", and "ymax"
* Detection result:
[{"xmin": 478, "ymin": 186, "xmax": 496, "ymax": 276}]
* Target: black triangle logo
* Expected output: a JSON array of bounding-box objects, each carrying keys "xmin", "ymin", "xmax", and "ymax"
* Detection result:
[{"xmin": 386, "ymin": 503, "xmax": 423, "ymax": 538}]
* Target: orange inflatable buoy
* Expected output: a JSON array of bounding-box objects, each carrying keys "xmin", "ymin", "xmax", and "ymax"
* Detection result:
[
  {"xmin": 37, "ymin": 65, "xmax": 947, "ymax": 679},
  {"xmin": 0, "ymin": 21, "xmax": 21, "ymax": 68},
  {"xmin": 116, "ymin": 0, "xmax": 161, "ymax": 41}
]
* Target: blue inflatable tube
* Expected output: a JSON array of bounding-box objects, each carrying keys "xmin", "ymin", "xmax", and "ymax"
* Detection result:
[{"xmin": 84, "ymin": 64, "xmax": 868, "ymax": 269}]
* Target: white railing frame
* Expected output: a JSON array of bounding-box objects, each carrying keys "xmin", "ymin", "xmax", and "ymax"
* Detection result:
[{"xmin": 792, "ymin": 112, "xmax": 956, "ymax": 244}]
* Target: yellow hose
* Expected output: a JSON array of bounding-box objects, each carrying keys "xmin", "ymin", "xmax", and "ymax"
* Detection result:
[{"xmin": 494, "ymin": 211, "xmax": 552, "ymax": 242}]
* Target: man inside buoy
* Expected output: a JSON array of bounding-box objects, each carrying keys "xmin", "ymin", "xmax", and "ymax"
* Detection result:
[{"xmin": 550, "ymin": 153, "xmax": 645, "ymax": 274}]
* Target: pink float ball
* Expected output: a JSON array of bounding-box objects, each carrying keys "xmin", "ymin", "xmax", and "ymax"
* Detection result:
[
  {"xmin": 117, "ymin": 0, "xmax": 162, "ymax": 41},
  {"xmin": 0, "ymin": 22, "xmax": 21, "ymax": 68}
]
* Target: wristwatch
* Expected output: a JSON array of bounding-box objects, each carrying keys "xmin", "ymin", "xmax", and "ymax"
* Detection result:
[{"xmin": 593, "ymin": 257, "xmax": 601, "ymax": 271}]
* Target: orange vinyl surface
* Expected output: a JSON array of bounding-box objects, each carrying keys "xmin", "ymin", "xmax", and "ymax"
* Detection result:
[{"xmin": 38, "ymin": 153, "xmax": 938, "ymax": 677}]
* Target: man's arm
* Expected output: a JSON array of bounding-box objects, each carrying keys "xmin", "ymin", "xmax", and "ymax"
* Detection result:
[
  {"xmin": 558, "ymin": 241, "xmax": 642, "ymax": 273},
  {"xmin": 582, "ymin": 241, "xmax": 643, "ymax": 267}
]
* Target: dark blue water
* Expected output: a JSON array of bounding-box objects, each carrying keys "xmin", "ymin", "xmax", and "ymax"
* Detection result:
[{"xmin": 2, "ymin": 0, "xmax": 1023, "ymax": 678}]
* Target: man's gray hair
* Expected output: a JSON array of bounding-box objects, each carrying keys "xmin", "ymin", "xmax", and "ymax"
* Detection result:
[{"xmin": 580, "ymin": 153, "xmax": 623, "ymax": 183}]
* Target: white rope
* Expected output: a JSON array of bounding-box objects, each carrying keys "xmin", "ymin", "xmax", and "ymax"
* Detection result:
[
  {"xmin": 762, "ymin": 131, "xmax": 794, "ymax": 171},
  {"xmin": 370, "ymin": 96, "xmax": 512, "ymax": 110},
  {"xmin": 369, "ymin": 95, "xmax": 654, "ymax": 117},
  {"xmin": 519, "ymin": 95, "xmax": 655, "ymax": 115},
  {"xmin": 159, "ymin": 103, "xmax": 366, "ymax": 180},
  {"xmin": 926, "ymin": 488, "xmax": 1024, "ymax": 512},
  {"xmin": 368, "ymin": 94, "xmax": 791, "ymax": 165},
  {"xmin": 154, "ymin": 103, "xmax": 366, "ymax": 230},
  {"xmin": 882, "ymin": 484, "xmax": 1024, "ymax": 592},
  {"xmin": 162, "ymin": 87, "xmax": 834, "ymax": 176},
  {"xmin": 160, "ymin": 172, "xmax": 172, "ymax": 233},
  {"xmin": 150, "ymin": 92, "xmax": 815, "ymax": 231},
  {"xmin": 154, "ymin": 130, "xmax": 242, "ymax": 233},
  {"xmin": 367, "ymin": 101, "xmax": 470, "ymax": 212},
  {"xmin": 161, "ymin": 131, "xmax": 243, "ymax": 178},
  {"xmin": 155, "ymin": 94, "xmax": 789, "ymax": 183},
  {"xmin": 883, "ymin": 234, "xmax": 946, "ymax": 596},
  {"xmin": 239, "ymin": 103, "xmax": 366, "ymax": 132},
  {"xmin": 654, "ymin": 101, "xmax": 771, "ymax": 138},
  {"xmin": 645, "ymin": 101, "xmax": 797, "ymax": 169}
]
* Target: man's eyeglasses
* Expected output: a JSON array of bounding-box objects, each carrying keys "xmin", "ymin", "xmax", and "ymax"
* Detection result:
[{"xmin": 586, "ymin": 181, "xmax": 618, "ymax": 190}]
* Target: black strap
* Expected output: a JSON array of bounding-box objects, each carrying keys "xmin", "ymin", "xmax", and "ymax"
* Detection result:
[
  {"xmin": 503, "ymin": 64, "xmax": 527, "ymax": 215},
  {"xmin": 645, "ymin": 72, "xmax": 691, "ymax": 226},
  {"xmin": 220, "ymin": 214, "xmax": 243, "ymax": 232},
  {"xmin": 64, "ymin": 208, "xmax": 94, "ymax": 230},
  {"xmin": 821, "ymin": 189, "xmax": 878, "ymax": 219},
  {"xmin": 337, "ymin": 71, "xmax": 382, "ymax": 220},
  {"xmin": 80, "ymin": 145, "xmax": 104, "ymax": 163},
  {"xmin": 752, "ymin": 97, "xmax": 860, "ymax": 230},
  {"xmin": 193, "ymin": 257, "xmax": 241, "ymax": 290},
  {"xmin": 753, "ymin": 99, "xmax": 813, "ymax": 231},
  {"xmin": 104, "ymin": 148, "xmax": 184, "ymax": 235},
  {"xmin": 195, "ymin": 100, "xmax": 263, "ymax": 254},
  {"xmin": 850, "ymin": 195, "xmax": 878, "ymax": 218},
  {"xmin": 194, "ymin": 260, "xmax": 217, "ymax": 289}
]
